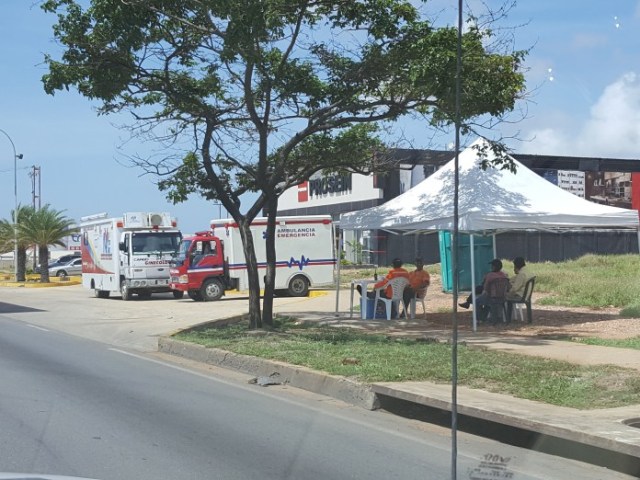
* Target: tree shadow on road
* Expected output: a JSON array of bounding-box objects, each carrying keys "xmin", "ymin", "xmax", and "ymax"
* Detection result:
[{"xmin": 0, "ymin": 302, "xmax": 45, "ymax": 314}]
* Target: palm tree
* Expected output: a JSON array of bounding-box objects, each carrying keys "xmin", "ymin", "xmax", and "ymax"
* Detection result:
[
  {"xmin": 0, "ymin": 205, "xmax": 35, "ymax": 281},
  {"xmin": 20, "ymin": 205, "xmax": 77, "ymax": 283},
  {"xmin": 0, "ymin": 219, "xmax": 13, "ymax": 255}
]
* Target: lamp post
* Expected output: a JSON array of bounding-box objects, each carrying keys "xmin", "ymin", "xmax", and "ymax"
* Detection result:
[{"xmin": 0, "ymin": 129, "xmax": 23, "ymax": 281}]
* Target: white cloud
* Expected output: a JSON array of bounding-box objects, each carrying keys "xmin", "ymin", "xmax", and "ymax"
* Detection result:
[{"xmin": 522, "ymin": 73, "xmax": 640, "ymax": 158}]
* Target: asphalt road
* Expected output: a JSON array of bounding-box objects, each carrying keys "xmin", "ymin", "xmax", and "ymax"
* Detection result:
[{"xmin": 0, "ymin": 316, "xmax": 632, "ymax": 480}]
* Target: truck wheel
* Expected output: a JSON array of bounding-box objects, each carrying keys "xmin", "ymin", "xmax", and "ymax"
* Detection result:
[
  {"xmin": 201, "ymin": 279, "xmax": 224, "ymax": 301},
  {"xmin": 188, "ymin": 290, "xmax": 203, "ymax": 301},
  {"xmin": 94, "ymin": 289, "xmax": 110, "ymax": 299},
  {"xmin": 172, "ymin": 290, "xmax": 184, "ymax": 299},
  {"xmin": 288, "ymin": 275, "xmax": 310, "ymax": 297},
  {"xmin": 120, "ymin": 282, "xmax": 132, "ymax": 301}
]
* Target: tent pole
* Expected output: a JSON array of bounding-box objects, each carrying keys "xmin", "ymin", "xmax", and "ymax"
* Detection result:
[
  {"xmin": 470, "ymin": 234, "xmax": 477, "ymax": 332},
  {"xmin": 334, "ymin": 226, "xmax": 342, "ymax": 317},
  {"xmin": 492, "ymin": 232, "xmax": 497, "ymax": 259}
]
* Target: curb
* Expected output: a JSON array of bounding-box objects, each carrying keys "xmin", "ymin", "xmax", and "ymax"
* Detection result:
[
  {"xmin": 0, "ymin": 278, "xmax": 82, "ymax": 288},
  {"xmin": 157, "ymin": 334, "xmax": 640, "ymax": 468},
  {"xmin": 158, "ymin": 337, "xmax": 380, "ymax": 410}
]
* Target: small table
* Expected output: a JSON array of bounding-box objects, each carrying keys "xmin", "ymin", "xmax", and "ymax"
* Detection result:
[{"xmin": 350, "ymin": 278, "xmax": 377, "ymax": 319}]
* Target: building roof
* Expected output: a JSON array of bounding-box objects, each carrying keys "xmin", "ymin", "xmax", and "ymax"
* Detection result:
[{"xmin": 386, "ymin": 147, "xmax": 640, "ymax": 173}]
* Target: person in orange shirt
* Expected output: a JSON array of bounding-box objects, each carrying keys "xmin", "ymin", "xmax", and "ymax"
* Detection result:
[
  {"xmin": 402, "ymin": 257, "xmax": 430, "ymax": 314},
  {"xmin": 357, "ymin": 258, "xmax": 409, "ymax": 299}
]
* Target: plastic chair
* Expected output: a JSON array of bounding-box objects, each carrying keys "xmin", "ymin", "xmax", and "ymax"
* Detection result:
[
  {"xmin": 485, "ymin": 276, "xmax": 510, "ymax": 325},
  {"xmin": 507, "ymin": 276, "xmax": 536, "ymax": 323},
  {"xmin": 374, "ymin": 276, "xmax": 410, "ymax": 320},
  {"xmin": 411, "ymin": 287, "xmax": 428, "ymax": 319}
]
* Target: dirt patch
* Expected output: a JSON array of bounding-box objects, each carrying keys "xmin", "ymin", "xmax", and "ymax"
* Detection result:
[{"xmin": 341, "ymin": 273, "xmax": 640, "ymax": 340}]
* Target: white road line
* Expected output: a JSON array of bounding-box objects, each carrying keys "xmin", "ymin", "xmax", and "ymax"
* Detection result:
[{"xmin": 27, "ymin": 324, "xmax": 49, "ymax": 332}]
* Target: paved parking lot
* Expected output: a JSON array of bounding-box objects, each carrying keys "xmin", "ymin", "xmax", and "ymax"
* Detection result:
[{"xmin": 0, "ymin": 285, "xmax": 327, "ymax": 351}]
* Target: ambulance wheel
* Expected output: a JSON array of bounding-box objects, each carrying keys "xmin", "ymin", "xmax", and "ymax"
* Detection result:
[
  {"xmin": 94, "ymin": 289, "xmax": 110, "ymax": 299},
  {"xmin": 172, "ymin": 290, "xmax": 184, "ymax": 299},
  {"xmin": 120, "ymin": 282, "xmax": 132, "ymax": 301},
  {"xmin": 188, "ymin": 290, "xmax": 203, "ymax": 301},
  {"xmin": 201, "ymin": 279, "xmax": 224, "ymax": 301},
  {"xmin": 288, "ymin": 275, "xmax": 309, "ymax": 297}
]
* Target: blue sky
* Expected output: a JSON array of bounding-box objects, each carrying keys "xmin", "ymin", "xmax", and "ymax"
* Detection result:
[{"xmin": 1, "ymin": 0, "xmax": 640, "ymax": 234}]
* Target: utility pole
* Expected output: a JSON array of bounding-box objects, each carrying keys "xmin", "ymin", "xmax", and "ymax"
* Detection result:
[
  {"xmin": 29, "ymin": 166, "xmax": 41, "ymax": 270},
  {"xmin": 30, "ymin": 165, "xmax": 41, "ymax": 209}
]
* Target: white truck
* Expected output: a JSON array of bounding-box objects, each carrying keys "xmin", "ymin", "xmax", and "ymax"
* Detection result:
[
  {"xmin": 169, "ymin": 215, "xmax": 336, "ymax": 300},
  {"xmin": 81, "ymin": 212, "xmax": 183, "ymax": 300}
]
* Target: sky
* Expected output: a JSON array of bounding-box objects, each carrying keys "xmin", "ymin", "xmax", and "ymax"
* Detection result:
[{"xmin": 1, "ymin": 0, "xmax": 640, "ymax": 234}]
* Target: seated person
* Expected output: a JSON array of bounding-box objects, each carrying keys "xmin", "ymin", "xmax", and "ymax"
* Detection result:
[
  {"xmin": 358, "ymin": 257, "xmax": 409, "ymax": 298},
  {"xmin": 402, "ymin": 257, "xmax": 431, "ymax": 316},
  {"xmin": 506, "ymin": 256, "xmax": 531, "ymax": 301},
  {"xmin": 458, "ymin": 259, "xmax": 508, "ymax": 321},
  {"xmin": 357, "ymin": 258, "xmax": 409, "ymax": 318}
]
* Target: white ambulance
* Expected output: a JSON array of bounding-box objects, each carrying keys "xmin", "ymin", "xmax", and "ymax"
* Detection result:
[{"xmin": 81, "ymin": 212, "xmax": 182, "ymax": 300}]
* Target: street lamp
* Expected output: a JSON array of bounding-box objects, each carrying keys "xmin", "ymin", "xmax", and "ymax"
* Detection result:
[{"xmin": 0, "ymin": 129, "xmax": 23, "ymax": 281}]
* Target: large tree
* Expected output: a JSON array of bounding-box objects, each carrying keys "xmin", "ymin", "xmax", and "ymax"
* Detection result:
[
  {"xmin": 19, "ymin": 205, "xmax": 77, "ymax": 283},
  {"xmin": 42, "ymin": 0, "xmax": 526, "ymax": 328}
]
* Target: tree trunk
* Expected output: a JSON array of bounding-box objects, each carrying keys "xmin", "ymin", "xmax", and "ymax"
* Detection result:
[
  {"xmin": 237, "ymin": 219, "xmax": 262, "ymax": 329},
  {"xmin": 16, "ymin": 246, "xmax": 27, "ymax": 282},
  {"xmin": 262, "ymin": 196, "xmax": 278, "ymax": 327},
  {"xmin": 38, "ymin": 245, "xmax": 50, "ymax": 283}
]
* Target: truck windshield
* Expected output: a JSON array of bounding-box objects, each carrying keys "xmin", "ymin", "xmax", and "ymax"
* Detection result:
[{"xmin": 131, "ymin": 232, "xmax": 182, "ymax": 254}]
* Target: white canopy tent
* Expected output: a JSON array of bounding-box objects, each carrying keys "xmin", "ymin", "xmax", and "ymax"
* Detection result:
[{"xmin": 339, "ymin": 138, "xmax": 640, "ymax": 329}]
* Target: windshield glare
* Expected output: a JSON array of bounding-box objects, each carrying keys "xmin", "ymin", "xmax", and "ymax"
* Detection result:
[{"xmin": 131, "ymin": 232, "xmax": 182, "ymax": 254}]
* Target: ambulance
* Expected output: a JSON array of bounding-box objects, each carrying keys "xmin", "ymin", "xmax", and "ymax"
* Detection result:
[
  {"xmin": 169, "ymin": 215, "xmax": 335, "ymax": 301},
  {"xmin": 81, "ymin": 212, "xmax": 182, "ymax": 300}
]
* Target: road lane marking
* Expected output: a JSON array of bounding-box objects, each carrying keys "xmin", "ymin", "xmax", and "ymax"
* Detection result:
[{"xmin": 27, "ymin": 324, "xmax": 49, "ymax": 332}]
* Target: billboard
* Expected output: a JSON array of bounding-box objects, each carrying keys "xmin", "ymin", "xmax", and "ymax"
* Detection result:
[{"xmin": 537, "ymin": 169, "xmax": 636, "ymax": 209}]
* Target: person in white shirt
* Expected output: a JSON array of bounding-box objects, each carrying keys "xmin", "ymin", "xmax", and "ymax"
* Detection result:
[{"xmin": 506, "ymin": 256, "xmax": 531, "ymax": 300}]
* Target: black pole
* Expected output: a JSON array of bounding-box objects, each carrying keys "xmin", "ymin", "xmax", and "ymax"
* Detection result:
[{"xmin": 451, "ymin": 0, "xmax": 463, "ymax": 478}]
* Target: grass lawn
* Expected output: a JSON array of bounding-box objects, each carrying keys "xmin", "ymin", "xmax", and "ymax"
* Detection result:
[
  {"xmin": 529, "ymin": 254, "xmax": 640, "ymax": 310},
  {"xmin": 574, "ymin": 337, "xmax": 640, "ymax": 350},
  {"xmin": 175, "ymin": 319, "xmax": 640, "ymax": 410}
]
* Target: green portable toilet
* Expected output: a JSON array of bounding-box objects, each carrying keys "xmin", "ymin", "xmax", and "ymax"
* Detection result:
[{"xmin": 439, "ymin": 231, "xmax": 495, "ymax": 292}]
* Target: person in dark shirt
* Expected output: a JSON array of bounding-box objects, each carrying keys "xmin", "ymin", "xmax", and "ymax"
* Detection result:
[{"xmin": 459, "ymin": 259, "xmax": 508, "ymax": 320}]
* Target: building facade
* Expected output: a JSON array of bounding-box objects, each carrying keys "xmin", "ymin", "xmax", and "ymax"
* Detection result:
[{"xmin": 277, "ymin": 149, "xmax": 640, "ymax": 266}]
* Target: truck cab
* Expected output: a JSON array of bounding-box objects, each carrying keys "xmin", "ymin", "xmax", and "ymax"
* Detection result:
[{"xmin": 169, "ymin": 232, "xmax": 228, "ymax": 301}]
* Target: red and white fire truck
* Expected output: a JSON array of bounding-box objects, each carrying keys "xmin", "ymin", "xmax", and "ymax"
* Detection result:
[{"xmin": 169, "ymin": 215, "xmax": 335, "ymax": 301}]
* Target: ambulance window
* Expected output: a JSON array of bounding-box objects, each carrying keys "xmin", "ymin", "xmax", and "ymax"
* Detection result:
[{"xmin": 204, "ymin": 241, "xmax": 216, "ymax": 256}]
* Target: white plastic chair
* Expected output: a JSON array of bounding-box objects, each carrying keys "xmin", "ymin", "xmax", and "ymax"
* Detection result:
[
  {"xmin": 411, "ymin": 287, "xmax": 428, "ymax": 319},
  {"xmin": 374, "ymin": 277, "xmax": 409, "ymax": 320}
]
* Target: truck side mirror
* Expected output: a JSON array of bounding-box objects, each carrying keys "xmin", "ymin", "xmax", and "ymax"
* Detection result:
[{"xmin": 119, "ymin": 242, "xmax": 126, "ymax": 252}]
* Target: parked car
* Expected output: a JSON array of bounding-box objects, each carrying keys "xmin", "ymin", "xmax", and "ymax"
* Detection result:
[
  {"xmin": 36, "ymin": 253, "xmax": 81, "ymax": 273},
  {"xmin": 49, "ymin": 258, "xmax": 83, "ymax": 277},
  {"xmin": 54, "ymin": 253, "xmax": 81, "ymax": 264}
]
